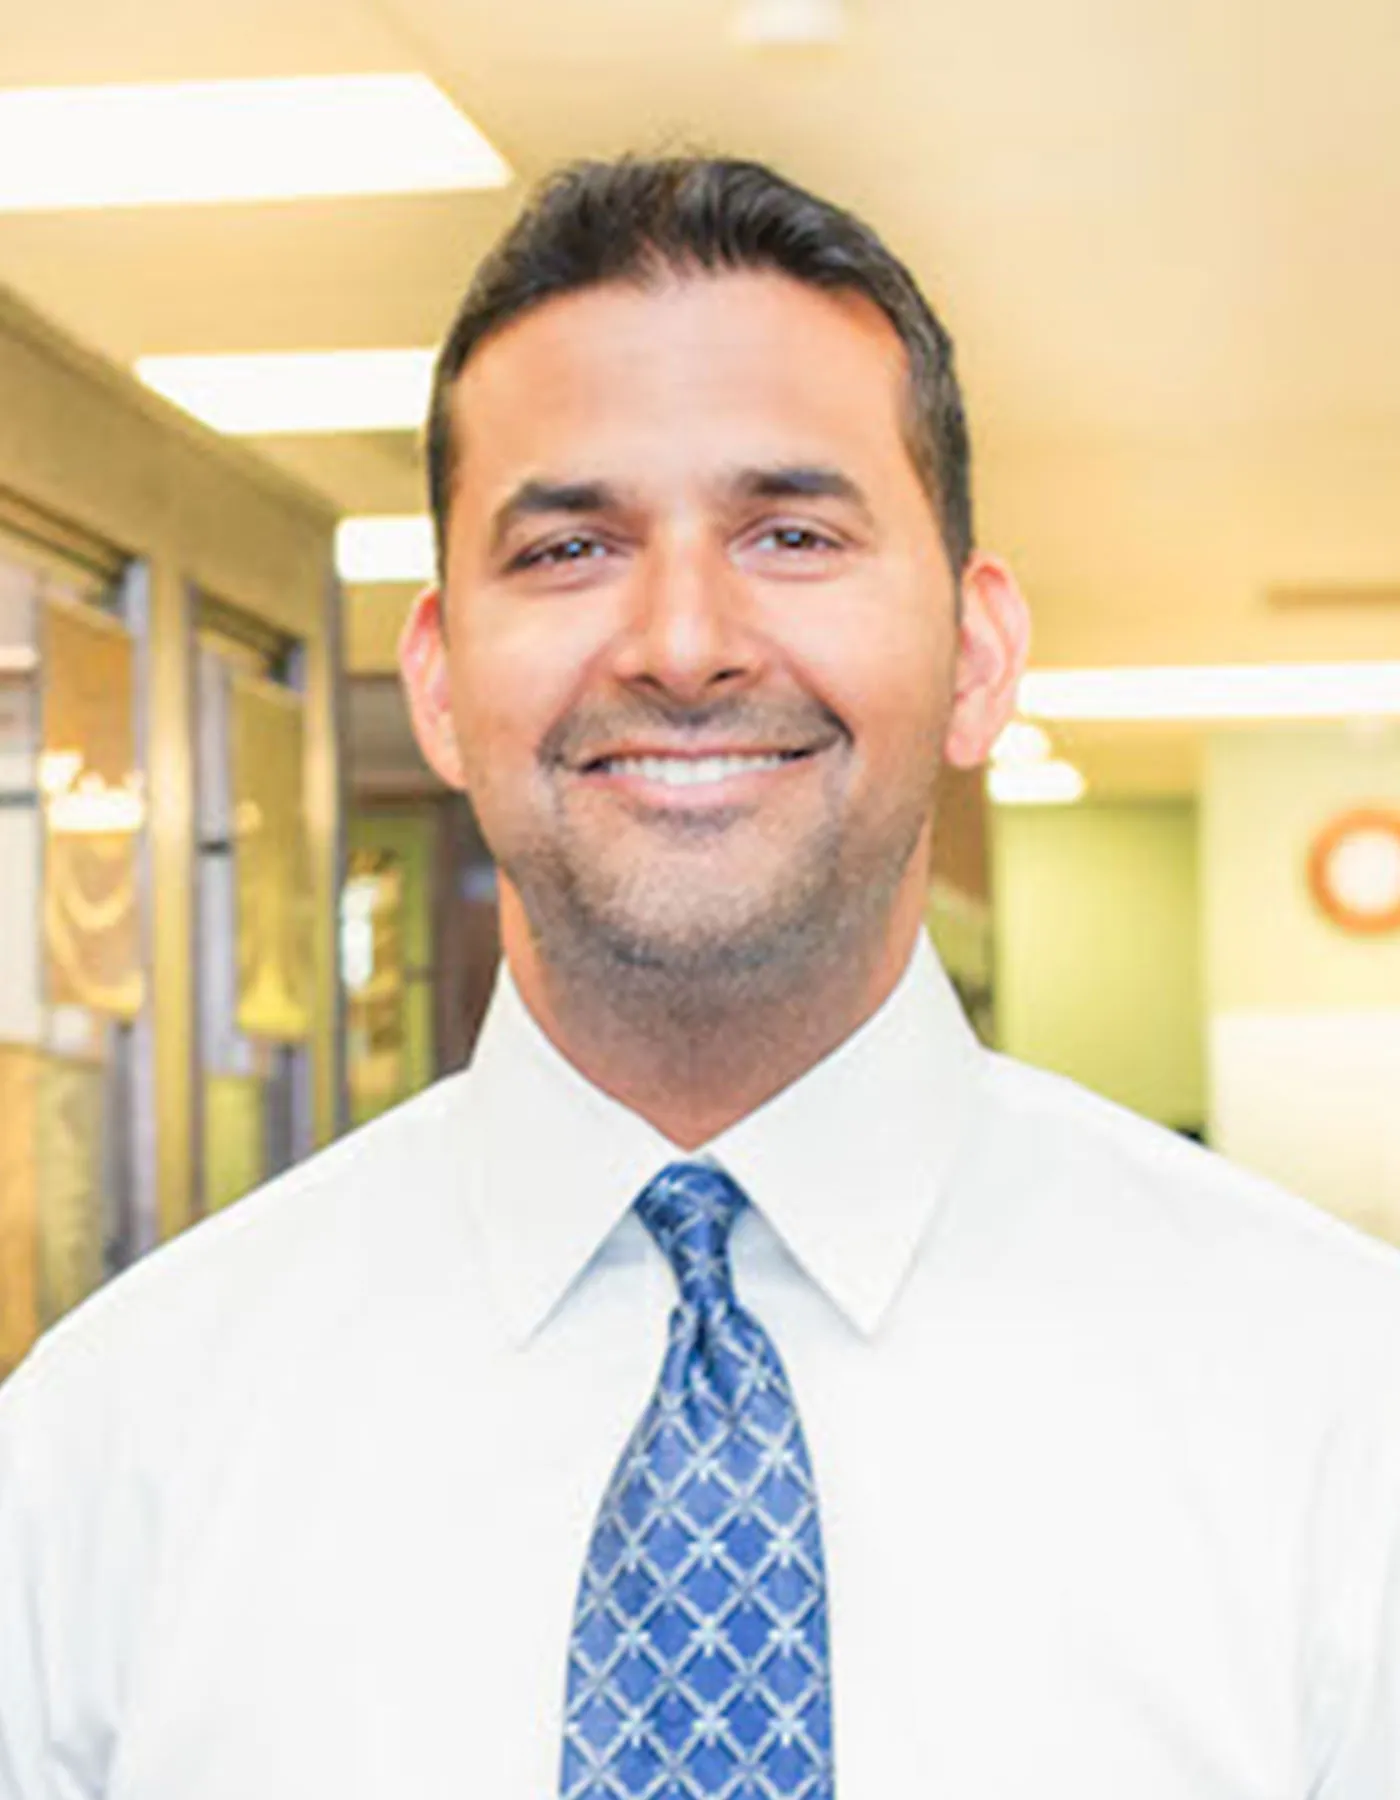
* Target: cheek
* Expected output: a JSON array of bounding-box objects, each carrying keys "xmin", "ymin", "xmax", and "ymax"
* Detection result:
[
  {"xmin": 793, "ymin": 603, "xmax": 953, "ymax": 762},
  {"xmin": 447, "ymin": 610, "xmax": 594, "ymax": 776}
]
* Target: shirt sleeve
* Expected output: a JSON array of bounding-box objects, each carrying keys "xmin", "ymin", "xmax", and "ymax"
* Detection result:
[
  {"xmin": 1312, "ymin": 1362, "xmax": 1400, "ymax": 1798},
  {"xmin": 0, "ymin": 1354, "xmax": 102, "ymax": 1800},
  {"xmin": 0, "ymin": 1362, "xmax": 58, "ymax": 1797}
]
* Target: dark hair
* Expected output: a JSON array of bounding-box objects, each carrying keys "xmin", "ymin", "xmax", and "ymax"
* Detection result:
[{"xmin": 425, "ymin": 154, "xmax": 973, "ymax": 575}]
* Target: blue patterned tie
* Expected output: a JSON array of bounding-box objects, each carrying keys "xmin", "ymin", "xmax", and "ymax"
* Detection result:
[{"xmin": 559, "ymin": 1162, "xmax": 835, "ymax": 1799}]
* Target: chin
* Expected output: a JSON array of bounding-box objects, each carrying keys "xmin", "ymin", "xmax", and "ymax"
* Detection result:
[
  {"xmin": 512, "ymin": 824, "xmax": 906, "ymax": 985},
  {"xmin": 566, "ymin": 891, "xmax": 843, "ymax": 986}
]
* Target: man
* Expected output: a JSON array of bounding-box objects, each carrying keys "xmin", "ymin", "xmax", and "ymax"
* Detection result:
[{"xmin": 2, "ymin": 156, "xmax": 1398, "ymax": 1800}]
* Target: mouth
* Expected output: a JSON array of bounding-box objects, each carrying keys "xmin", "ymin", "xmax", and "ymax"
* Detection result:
[
  {"xmin": 564, "ymin": 741, "xmax": 832, "ymax": 810},
  {"xmin": 581, "ymin": 747, "xmax": 816, "ymax": 788}
]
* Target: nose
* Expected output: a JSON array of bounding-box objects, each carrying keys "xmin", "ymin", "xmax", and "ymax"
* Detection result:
[{"xmin": 608, "ymin": 525, "xmax": 763, "ymax": 704}]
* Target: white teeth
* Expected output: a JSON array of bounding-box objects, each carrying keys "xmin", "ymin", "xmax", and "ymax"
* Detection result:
[{"xmin": 599, "ymin": 752, "xmax": 793, "ymax": 787}]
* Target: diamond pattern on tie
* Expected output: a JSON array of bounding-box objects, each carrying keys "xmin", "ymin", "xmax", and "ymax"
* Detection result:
[{"xmin": 560, "ymin": 1163, "xmax": 835, "ymax": 1800}]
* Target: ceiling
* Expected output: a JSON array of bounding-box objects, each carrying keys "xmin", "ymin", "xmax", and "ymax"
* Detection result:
[{"xmin": 1, "ymin": 0, "xmax": 1398, "ymax": 794}]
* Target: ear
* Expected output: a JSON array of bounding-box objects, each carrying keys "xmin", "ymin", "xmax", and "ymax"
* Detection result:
[
  {"xmin": 943, "ymin": 551, "xmax": 1031, "ymax": 770},
  {"xmin": 398, "ymin": 586, "xmax": 469, "ymax": 791}
]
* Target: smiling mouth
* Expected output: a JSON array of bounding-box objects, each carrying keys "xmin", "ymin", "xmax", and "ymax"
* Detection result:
[{"xmin": 581, "ymin": 748, "xmax": 817, "ymax": 789}]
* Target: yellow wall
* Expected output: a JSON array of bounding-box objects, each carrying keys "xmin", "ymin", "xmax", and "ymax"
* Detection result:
[
  {"xmin": 345, "ymin": 582, "xmax": 419, "ymax": 675},
  {"xmin": 992, "ymin": 800, "xmax": 1205, "ymax": 1131}
]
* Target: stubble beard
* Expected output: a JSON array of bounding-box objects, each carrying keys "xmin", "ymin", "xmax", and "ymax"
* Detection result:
[{"xmin": 499, "ymin": 791, "xmax": 932, "ymax": 1032}]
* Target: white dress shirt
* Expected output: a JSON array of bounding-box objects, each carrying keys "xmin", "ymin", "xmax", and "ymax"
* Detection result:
[{"xmin": 3, "ymin": 933, "xmax": 1400, "ymax": 1799}]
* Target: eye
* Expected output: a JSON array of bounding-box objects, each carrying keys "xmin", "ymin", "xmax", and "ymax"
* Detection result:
[
  {"xmin": 510, "ymin": 532, "xmax": 611, "ymax": 572},
  {"xmin": 753, "ymin": 524, "xmax": 840, "ymax": 554},
  {"xmin": 738, "ymin": 519, "xmax": 849, "ymax": 574}
]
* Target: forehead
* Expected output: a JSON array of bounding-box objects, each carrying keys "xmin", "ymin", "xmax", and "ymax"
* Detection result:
[{"xmin": 447, "ymin": 271, "xmax": 917, "ymax": 500}]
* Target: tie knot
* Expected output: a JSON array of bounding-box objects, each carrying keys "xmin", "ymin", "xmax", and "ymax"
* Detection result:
[{"xmin": 635, "ymin": 1162, "xmax": 747, "ymax": 1310}]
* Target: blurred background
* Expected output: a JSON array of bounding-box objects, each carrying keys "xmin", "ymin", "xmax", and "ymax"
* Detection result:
[{"xmin": 1, "ymin": 0, "xmax": 1398, "ymax": 1376}]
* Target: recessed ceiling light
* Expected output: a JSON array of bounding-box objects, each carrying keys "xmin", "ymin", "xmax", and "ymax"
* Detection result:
[
  {"xmin": 0, "ymin": 75, "xmax": 510, "ymax": 212},
  {"xmin": 987, "ymin": 760, "xmax": 1087, "ymax": 807},
  {"xmin": 136, "ymin": 350, "xmax": 435, "ymax": 435},
  {"xmin": 335, "ymin": 516, "xmax": 435, "ymax": 584},
  {"xmin": 733, "ymin": 0, "xmax": 845, "ymax": 45},
  {"xmin": 1017, "ymin": 663, "xmax": 1400, "ymax": 723}
]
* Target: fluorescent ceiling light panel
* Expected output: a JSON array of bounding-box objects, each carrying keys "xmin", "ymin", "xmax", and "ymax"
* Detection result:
[
  {"xmin": 990, "ymin": 720, "xmax": 1052, "ymax": 767},
  {"xmin": 136, "ymin": 350, "xmax": 435, "ymax": 435},
  {"xmin": 1018, "ymin": 663, "xmax": 1400, "ymax": 723},
  {"xmin": 988, "ymin": 760, "xmax": 1086, "ymax": 806},
  {"xmin": 336, "ymin": 515, "xmax": 435, "ymax": 584},
  {"xmin": 0, "ymin": 75, "xmax": 510, "ymax": 211}
]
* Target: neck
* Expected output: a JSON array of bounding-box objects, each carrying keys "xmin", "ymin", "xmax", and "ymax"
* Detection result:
[{"xmin": 499, "ymin": 884, "xmax": 927, "ymax": 1149}]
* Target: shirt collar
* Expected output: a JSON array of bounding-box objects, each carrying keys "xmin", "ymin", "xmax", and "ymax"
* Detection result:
[{"xmin": 458, "ymin": 932, "xmax": 984, "ymax": 1345}]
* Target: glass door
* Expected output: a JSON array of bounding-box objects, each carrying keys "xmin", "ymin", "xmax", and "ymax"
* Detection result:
[
  {"xmin": 0, "ymin": 533, "xmax": 153, "ymax": 1377},
  {"xmin": 195, "ymin": 608, "xmax": 314, "ymax": 1215}
]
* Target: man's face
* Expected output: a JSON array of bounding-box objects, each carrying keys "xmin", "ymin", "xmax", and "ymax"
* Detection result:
[{"xmin": 403, "ymin": 270, "xmax": 1024, "ymax": 983}]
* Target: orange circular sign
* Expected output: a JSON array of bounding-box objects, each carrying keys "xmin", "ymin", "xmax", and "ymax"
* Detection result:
[{"xmin": 1308, "ymin": 809, "xmax": 1400, "ymax": 936}]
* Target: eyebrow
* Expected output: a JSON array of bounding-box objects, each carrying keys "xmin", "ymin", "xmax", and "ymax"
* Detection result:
[
  {"xmin": 488, "ymin": 478, "xmax": 620, "ymax": 554},
  {"xmin": 487, "ymin": 462, "xmax": 873, "ymax": 554},
  {"xmin": 727, "ymin": 464, "xmax": 872, "ymax": 518}
]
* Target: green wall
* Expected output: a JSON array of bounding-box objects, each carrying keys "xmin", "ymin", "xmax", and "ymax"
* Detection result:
[{"xmin": 991, "ymin": 801, "xmax": 1205, "ymax": 1131}]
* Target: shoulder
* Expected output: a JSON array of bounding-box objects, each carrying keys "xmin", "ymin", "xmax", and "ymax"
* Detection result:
[
  {"xmin": 0, "ymin": 1068, "xmax": 482, "ymax": 1468},
  {"xmin": 968, "ymin": 1052, "xmax": 1400, "ymax": 1363},
  {"xmin": 965, "ymin": 1055, "xmax": 1400, "ymax": 1747}
]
